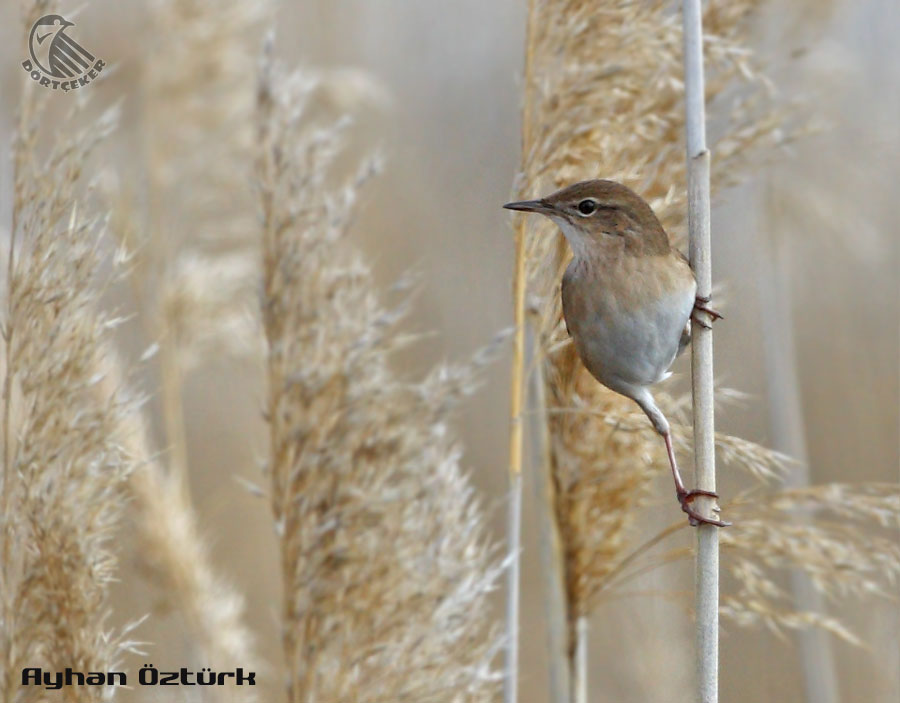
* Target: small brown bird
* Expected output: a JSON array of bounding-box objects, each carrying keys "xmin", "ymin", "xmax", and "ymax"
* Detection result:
[{"xmin": 504, "ymin": 179, "xmax": 728, "ymax": 527}]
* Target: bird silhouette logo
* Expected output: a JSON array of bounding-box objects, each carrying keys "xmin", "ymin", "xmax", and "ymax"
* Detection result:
[{"xmin": 22, "ymin": 15, "xmax": 105, "ymax": 91}]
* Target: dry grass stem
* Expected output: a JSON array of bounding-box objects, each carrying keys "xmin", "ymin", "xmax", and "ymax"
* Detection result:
[
  {"xmin": 111, "ymin": 368, "xmax": 259, "ymax": 701},
  {"xmin": 85, "ymin": 2, "xmax": 267, "ymax": 691},
  {"xmin": 132, "ymin": 0, "xmax": 267, "ymax": 497},
  {"xmin": 505, "ymin": 2, "xmax": 539, "ymax": 700}
]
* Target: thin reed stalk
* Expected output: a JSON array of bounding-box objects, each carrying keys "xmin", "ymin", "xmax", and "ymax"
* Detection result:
[
  {"xmin": 682, "ymin": 1, "xmax": 720, "ymax": 700},
  {"xmin": 573, "ymin": 617, "xmax": 588, "ymax": 703},
  {"xmin": 759, "ymin": 184, "xmax": 839, "ymax": 703},
  {"xmin": 504, "ymin": 475, "xmax": 522, "ymax": 703},
  {"xmin": 530, "ymin": 353, "xmax": 571, "ymax": 703},
  {"xmin": 506, "ymin": 1, "xmax": 538, "ymax": 700}
]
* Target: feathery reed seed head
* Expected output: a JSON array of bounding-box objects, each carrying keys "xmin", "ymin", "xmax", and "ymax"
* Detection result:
[
  {"xmin": 1, "ymin": 71, "xmax": 137, "ymax": 701},
  {"xmin": 257, "ymin": 51, "xmax": 501, "ymax": 703}
]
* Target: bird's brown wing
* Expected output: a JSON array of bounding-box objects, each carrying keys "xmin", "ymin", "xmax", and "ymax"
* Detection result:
[
  {"xmin": 674, "ymin": 247, "xmax": 694, "ymax": 275},
  {"xmin": 561, "ymin": 261, "xmax": 579, "ymax": 337}
]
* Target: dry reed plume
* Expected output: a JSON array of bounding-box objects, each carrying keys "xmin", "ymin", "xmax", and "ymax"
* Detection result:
[
  {"xmin": 101, "ymin": 0, "xmax": 265, "ymax": 690},
  {"xmin": 257, "ymin": 48, "xmax": 501, "ymax": 703},
  {"xmin": 0, "ymin": 50, "xmax": 139, "ymax": 702},
  {"xmin": 3, "ymin": 3, "xmax": 501, "ymax": 701},
  {"xmin": 1, "ymin": 2, "xmax": 262, "ymax": 698},
  {"xmin": 586, "ymin": 408, "xmax": 900, "ymax": 637},
  {"xmin": 136, "ymin": 0, "xmax": 266, "ymax": 485},
  {"xmin": 113, "ymin": 387, "xmax": 259, "ymax": 702},
  {"xmin": 720, "ymin": 483, "xmax": 900, "ymax": 642}
]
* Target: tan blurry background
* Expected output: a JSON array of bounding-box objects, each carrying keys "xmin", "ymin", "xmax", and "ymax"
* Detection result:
[{"xmin": 0, "ymin": 1, "xmax": 897, "ymax": 701}]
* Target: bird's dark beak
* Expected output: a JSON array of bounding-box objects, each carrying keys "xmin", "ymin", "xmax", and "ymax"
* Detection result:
[{"xmin": 503, "ymin": 199, "xmax": 553, "ymax": 215}]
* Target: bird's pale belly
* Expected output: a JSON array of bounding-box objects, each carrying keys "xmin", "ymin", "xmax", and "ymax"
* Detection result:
[{"xmin": 567, "ymin": 287, "xmax": 694, "ymax": 389}]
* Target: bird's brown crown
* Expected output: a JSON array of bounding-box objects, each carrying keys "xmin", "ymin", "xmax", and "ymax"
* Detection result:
[{"xmin": 546, "ymin": 180, "xmax": 669, "ymax": 251}]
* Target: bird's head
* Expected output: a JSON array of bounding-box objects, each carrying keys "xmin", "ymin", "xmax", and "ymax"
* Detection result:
[
  {"xmin": 503, "ymin": 179, "xmax": 670, "ymax": 258},
  {"xmin": 34, "ymin": 14, "xmax": 74, "ymax": 32}
]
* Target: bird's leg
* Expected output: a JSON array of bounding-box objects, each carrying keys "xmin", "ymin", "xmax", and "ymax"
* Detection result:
[
  {"xmin": 633, "ymin": 389, "xmax": 730, "ymax": 527},
  {"xmin": 692, "ymin": 295, "xmax": 723, "ymax": 329},
  {"xmin": 663, "ymin": 431, "xmax": 731, "ymax": 528}
]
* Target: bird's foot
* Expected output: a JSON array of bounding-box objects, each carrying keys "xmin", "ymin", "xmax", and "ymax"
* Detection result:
[
  {"xmin": 692, "ymin": 295, "xmax": 723, "ymax": 329},
  {"xmin": 677, "ymin": 488, "xmax": 731, "ymax": 527}
]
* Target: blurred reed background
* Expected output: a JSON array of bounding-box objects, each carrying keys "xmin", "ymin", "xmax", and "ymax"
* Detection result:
[{"xmin": 0, "ymin": 1, "xmax": 896, "ymax": 702}]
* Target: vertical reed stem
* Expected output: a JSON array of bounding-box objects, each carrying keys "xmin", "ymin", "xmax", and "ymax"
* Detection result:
[
  {"xmin": 759, "ymin": 185, "xmax": 840, "ymax": 703},
  {"xmin": 573, "ymin": 617, "xmax": 588, "ymax": 703},
  {"xmin": 505, "ymin": 471, "xmax": 522, "ymax": 703},
  {"xmin": 682, "ymin": 2, "xmax": 719, "ymax": 701},
  {"xmin": 505, "ymin": 1, "xmax": 538, "ymax": 701},
  {"xmin": 530, "ymin": 356, "xmax": 571, "ymax": 703}
]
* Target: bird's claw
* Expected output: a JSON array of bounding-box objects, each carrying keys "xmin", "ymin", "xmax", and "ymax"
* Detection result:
[
  {"xmin": 691, "ymin": 312, "xmax": 712, "ymax": 330},
  {"xmin": 677, "ymin": 488, "xmax": 731, "ymax": 527},
  {"xmin": 693, "ymin": 295, "xmax": 723, "ymax": 325}
]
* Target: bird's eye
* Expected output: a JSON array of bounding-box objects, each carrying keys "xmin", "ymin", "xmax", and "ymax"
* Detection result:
[{"xmin": 577, "ymin": 199, "xmax": 597, "ymax": 216}]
